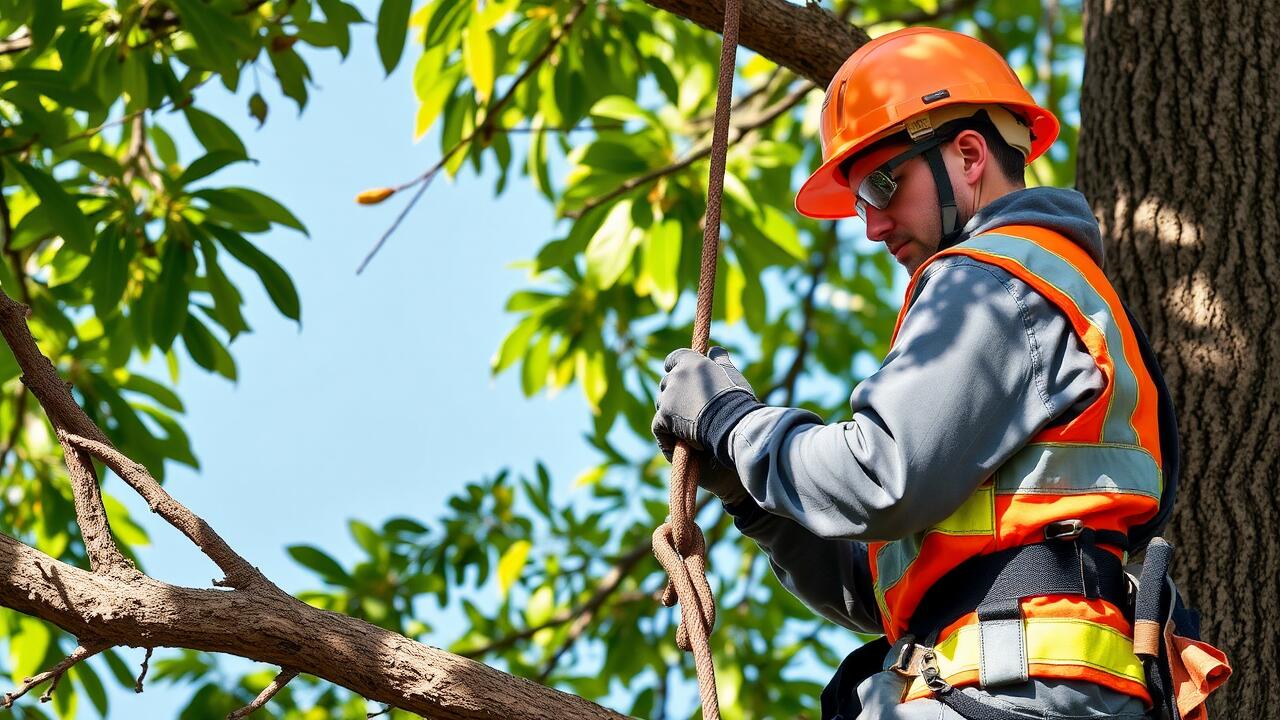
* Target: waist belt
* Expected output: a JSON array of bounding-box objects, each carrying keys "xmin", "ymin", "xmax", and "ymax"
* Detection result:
[
  {"xmin": 907, "ymin": 525, "xmax": 1131, "ymax": 640},
  {"xmin": 884, "ymin": 525, "xmax": 1134, "ymax": 720}
]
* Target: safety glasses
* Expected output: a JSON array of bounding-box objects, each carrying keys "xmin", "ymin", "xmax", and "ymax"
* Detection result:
[{"xmin": 851, "ymin": 137, "xmax": 944, "ymax": 218}]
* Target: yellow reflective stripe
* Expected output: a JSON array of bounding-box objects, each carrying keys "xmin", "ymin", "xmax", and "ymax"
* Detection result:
[
  {"xmin": 907, "ymin": 618, "xmax": 1146, "ymax": 697},
  {"xmin": 874, "ymin": 485, "xmax": 994, "ymax": 605},
  {"xmin": 995, "ymin": 442, "xmax": 1162, "ymax": 499}
]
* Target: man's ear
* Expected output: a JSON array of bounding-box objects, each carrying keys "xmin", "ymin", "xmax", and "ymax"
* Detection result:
[{"xmin": 952, "ymin": 129, "xmax": 987, "ymax": 183}]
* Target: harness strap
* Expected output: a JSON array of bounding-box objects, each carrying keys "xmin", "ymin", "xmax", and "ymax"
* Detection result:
[{"xmin": 908, "ymin": 528, "xmax": 1130, "ymax": 641}]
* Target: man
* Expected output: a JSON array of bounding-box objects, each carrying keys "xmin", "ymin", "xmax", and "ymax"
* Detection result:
[{"xmin": 651, "ymin": 27, "xmax": 1181, "ymax": 720}]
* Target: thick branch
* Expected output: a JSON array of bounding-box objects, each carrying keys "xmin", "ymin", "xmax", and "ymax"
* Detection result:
[
  {"xmin": 640, "ymin": 0, "xmax": 866, "ymax": 86},
  {"xmin": 0, "ymin": 533, "xmax": 629, "ymax": 719},
  {"xmin": 61, "ymin": 431, "xmax": 270, "ymax": 590}
]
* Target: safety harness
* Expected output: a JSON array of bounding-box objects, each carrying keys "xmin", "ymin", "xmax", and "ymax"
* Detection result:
[{"xmin": 820, "ymin": 292, "xmax": 1230, "ymax": 720}]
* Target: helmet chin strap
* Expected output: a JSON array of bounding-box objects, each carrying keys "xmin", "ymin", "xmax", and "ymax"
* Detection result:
[{"xmin": 922, "ymin": 145, "xmax": 964, "ymax": 250}]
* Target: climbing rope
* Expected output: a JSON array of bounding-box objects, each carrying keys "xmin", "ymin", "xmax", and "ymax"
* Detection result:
[{"xmin": 650, "ymin": 0, "xmax": 741, "ymax": 716}]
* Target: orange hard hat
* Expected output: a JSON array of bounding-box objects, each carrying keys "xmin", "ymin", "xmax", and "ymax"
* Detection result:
[{"xmin": 795, "ymin": 26, "xmax": 1059, "ymax": 219}]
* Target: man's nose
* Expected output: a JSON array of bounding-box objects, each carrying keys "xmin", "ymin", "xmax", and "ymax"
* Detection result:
[{"xmin": 862, "ymin": 204, "xmax": 895, "ymax": 242}]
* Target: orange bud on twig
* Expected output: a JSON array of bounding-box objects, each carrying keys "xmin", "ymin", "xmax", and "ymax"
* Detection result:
[{"xmin": 356, "ymin": 187, "xmax": 396, "ymax": 205}]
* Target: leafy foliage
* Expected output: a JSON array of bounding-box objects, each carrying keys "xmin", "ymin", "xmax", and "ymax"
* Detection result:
[{"xmin": 0, "ymin": 0, "xmax": 1085, "ymax": 717}]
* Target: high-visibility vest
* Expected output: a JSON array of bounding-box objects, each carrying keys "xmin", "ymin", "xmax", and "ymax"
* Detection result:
[{"xmin": 868, "ymin": 225, "xmax": 1163, "ymax": 703}]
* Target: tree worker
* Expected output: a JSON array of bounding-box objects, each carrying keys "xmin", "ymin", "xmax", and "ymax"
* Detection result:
[{"xmin": 651, "ymin": 27, "xmax": 1227, "ymax": 720}]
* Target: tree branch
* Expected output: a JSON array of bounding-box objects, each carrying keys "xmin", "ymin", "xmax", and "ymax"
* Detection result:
[
  {"xmin": 227, "ymin": 667, "xmax": 298, "ymax": 719},
  {"xmin": 2, "ymin": 641, "xmax": 106, "ymax": 708},
  {"xmin": 639, "ymin": 0, "xmax": 866, "ymax": 86},
  {"xmin": 60, "ymin": 430, "xmax": 271, "ymax": 591},
  {"xmin": 0, "ymin": 532, "xmax": 629, "ymax": 719},
  {"xmin": 566, "ymin": 81, "xmax": 817, "ymax": 220}
]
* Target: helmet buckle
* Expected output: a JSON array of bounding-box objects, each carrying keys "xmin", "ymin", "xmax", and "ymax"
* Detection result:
[{"xmin": 906, "ymin": 114, "xmax": 934, "ymax": 142}]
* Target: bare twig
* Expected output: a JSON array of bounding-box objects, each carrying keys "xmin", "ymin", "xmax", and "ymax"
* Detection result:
[
  {"xmin": 367, "ymin": 704, "xmax": 392, "ymax": 718},
  {"xmin": 357, "ymin": 0, "xmax": 592, "ymax": 274},
  {"xmin": 459, "ymin": 541, "xmax": 654, "ymax": 659},
  {"xmin": 227, "ymin": 668, "xmax": 299, "ymax": 719},
  {"xmin": 135, "ymin": 647, "xmax": 153, "ymax": 693},
  {"xmin": 565, "ymin": 81, "xmax": 816, "ymax": 220},
  {"xmin": 2, "ymin": 642, "xmax": 107, "ymax": 708},
  {"xmin": 0, "ymin": 31, "xmax": 31, "ymax": 56},
  {"xmin": 61, "ymin": 430, "xmax": 271, "ymax": 590}
]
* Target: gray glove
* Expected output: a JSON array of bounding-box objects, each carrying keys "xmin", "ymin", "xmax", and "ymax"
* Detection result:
[{"xmin": 651, "ymin": 346, "xmax": 763, "ymax": 504}]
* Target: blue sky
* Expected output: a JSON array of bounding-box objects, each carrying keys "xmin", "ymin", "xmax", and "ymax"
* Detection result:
[{"xmin": 99, "ymin": 9, "xmax": 605, "ymax": 716}]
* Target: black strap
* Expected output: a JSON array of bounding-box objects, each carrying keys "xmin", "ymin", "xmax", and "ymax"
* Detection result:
[
  {"xmin": 931, "ymin": 683, "xmax": 1049, "ymax": 720},
  {"xmin": 908, "ymin": 531, "xmax": 1129, "ymax": 639},
  {"xmin": 923, "ymin": 146, "xmax": 963, "ymax": 248}
]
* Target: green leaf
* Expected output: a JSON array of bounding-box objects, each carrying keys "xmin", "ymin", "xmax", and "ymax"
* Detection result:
[
  {"xmin": 168, "ymin": 0, "xmax": 251, "ymax": 76},
  {"xmin": 29, "ymin": 0, "xmax": 63, "ymax": 57},
  {"xmin": 248, "ymin": 92, "xmax": 269, "ymax": 127},
  {"xmin": 584, "ymin": 200, "xmax": 642, "ymax": 289},
  {"xmin": 8, "ymin": 160, "xmax": 93, "ymax": 251},
  {"xmin": 520, "ymin": 331, "xmax": 551, "ymax": 396},
  {"xmin": 525, "ymin": 585, "xmax": 554, "ymax": 627},
  {"xmin": 205, "ymin": 225, "xmax": 301, "ymax": 322},
  {"xmin": 760, "ymin": 204, "xmax": 806, "ymax": 261},
  {"xmin": 350, "ymin": 519, "xmax": 380, "ymax": 556},
  {"xmin": 182, "ymin": 313, "xmax": 237, "ymax": 380},
  {"xmin": 121, "ymin": 374, "xmax": 185, "ymax": 412},
  {"xmin": 288, "ymin": 545, "xmax": 351, "ymax": 585},
  {"xmin": 196, "ymin": 236, "xmax": 249, "ymax": 340},
  {"xmin": 463, "ymin": 20, "xmax": 494, "ymax": 103},
  {"xmin": 183, "ymin": 106, "xmax": 248, "ymax": 159},
  {"xmin": 268, "ymin": 46, "xmax": 311, "ymax": 110},
  {"xmin": 10, "ymin": 616, "xmax": 52, "ymax": 682},
  {"xmin": 638, "ymin": 217, "xmax": 681, "ymax": 311},
  {"xmin": 589, "ymin": 95, "xmax": 658, "ymax": 126},
  {"xmin": 152, "ymin": 240, "xmax": 193, "ymax": 351},
  {"xmin": 492, "ymin": 316, "xmax": 538, "ymax": 374},
  {"xmin": 376, "ymin": 0, "xmax": 413, "ymax": 74},
  {"xmin": 89, "ymin": 226, "xmax": 132, "ymax": 318},
  {"xmin": 497, "ymin": 539, "xmax": 531, "ymax": 598},
  {"xmin": 221, "ymin": 187, "xmax": 308, "ymax": 235},
  {"xmin": 177, "ymin": 150, "xmax": 246, "ymax": 187},
  {"xmin": 413, "ymin": 48, "xmax": 461, "ymax": 140}
]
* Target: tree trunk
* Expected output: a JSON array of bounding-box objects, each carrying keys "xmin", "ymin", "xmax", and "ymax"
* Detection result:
[{"xmin": 1078, "ymin": 1, "xmax": 1279, "ymax": 714}]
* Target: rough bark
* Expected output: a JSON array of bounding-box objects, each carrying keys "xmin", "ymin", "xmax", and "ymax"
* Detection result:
[
  {"xmin": 0, "ymin": 533, "xmax": 627, "ymax": 719},
  {"xmin": 639, "ymin": 0, "xmax": 866, "ymax": 85},
  {"xmin": 1078, "ymin": 1, "xmax": 1279, "ymax": 714}
]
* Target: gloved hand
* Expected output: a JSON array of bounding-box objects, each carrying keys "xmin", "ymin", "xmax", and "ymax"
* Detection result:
[{"xmin": 652, "ymin": 346, "xmax": 763, "ymax": 504}]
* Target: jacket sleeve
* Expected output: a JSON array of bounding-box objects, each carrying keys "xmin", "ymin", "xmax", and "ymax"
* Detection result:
[
  {"xmin": 727, "ymin": 257, "xmax": 1105, "ymax": 542},
  {"xmin": 723, "ymin": 498, "xmax": 882, "ymax": 633}
]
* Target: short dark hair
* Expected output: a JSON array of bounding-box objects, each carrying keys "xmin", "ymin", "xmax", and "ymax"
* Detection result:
[
  {"xmin": 837, "ymin": 110, "xmax": 1026, "ymax": 187},
  {"xmin": 947, "ymin": 113, "xmax": 1026, "ymax": 185}
]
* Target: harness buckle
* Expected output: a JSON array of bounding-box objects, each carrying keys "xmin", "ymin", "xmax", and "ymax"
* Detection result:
[
  {"xmin": 889, "ymin": 636, "xmax": 918, "ymax": 676},
  {"xmin": 1044, "ymin": 518, "xmax": 1084, "ymax": 541},
  {"xmin": 919, "ymin": 648, "xmax": 951, "ymax": 693}
]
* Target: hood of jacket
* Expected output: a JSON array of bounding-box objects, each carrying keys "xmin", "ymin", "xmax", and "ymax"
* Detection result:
[{"xmin": 957, "ymin": 186, "xmax": 1105, "ymax": 267}]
